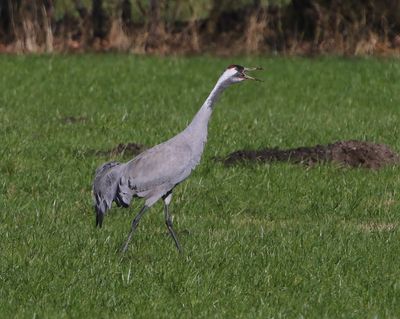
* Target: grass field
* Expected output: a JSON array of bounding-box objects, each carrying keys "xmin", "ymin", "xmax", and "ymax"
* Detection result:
[{"xmin": 1, "ymin": 55, "xmax": 400, "ymax": 318}]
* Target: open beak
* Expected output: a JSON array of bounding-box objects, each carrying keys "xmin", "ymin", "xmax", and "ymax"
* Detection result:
[{"xmin": 243, "ymin": 67, "xmax": 263, "ymax": 81}]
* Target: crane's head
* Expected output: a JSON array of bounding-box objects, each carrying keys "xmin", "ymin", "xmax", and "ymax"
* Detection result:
[{"xmin": 219, "ymin": 64, "xmax": 263, "ymax": 85}]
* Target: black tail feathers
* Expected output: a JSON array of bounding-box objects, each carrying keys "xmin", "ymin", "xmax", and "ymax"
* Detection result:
[{"xmin": 95, "ymin": 206, "xmax": 104, "ymax": 228}]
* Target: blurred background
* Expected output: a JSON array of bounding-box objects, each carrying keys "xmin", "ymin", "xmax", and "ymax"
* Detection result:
[{"xmin": 0, "ymin": 0, "xmax": 400, "ymax": 55}]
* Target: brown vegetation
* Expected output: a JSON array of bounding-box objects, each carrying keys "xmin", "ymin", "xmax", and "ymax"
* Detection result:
[
  {"xmin": 92, "ymin": 142, "xmax": 146, "ymax": 157},
  {"xmin": 0, "ymin": 0, "xmax": 400, "ymax": 55}
]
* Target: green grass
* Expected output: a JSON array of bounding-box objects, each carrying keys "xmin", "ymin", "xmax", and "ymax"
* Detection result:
[{"xmin": 1, "ymin": 55, "xmax": 400, "ymax": 318}]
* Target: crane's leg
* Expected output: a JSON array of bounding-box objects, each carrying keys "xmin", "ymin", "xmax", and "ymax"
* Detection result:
[
  {"xmin": 121, "ymin": 205, "xmax": 149, "ymax": 253},
  {"xmin": 163, "ymin": 193, "xmax": 183, "ymax": 253}
]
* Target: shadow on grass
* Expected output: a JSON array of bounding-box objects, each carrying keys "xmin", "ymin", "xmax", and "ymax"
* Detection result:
[{"xmin": 60, "ymin": 115, "xmax": 88, "ymax": 124}]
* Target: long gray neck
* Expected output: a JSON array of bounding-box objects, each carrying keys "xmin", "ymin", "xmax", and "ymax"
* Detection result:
[{"xmin": 183, "ymin": 79, "xmax": 228, "ymax": 136}]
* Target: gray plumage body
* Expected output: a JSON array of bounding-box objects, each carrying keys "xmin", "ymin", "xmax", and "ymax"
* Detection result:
[
  {"xmin": 93, "ymin": 92, "xmax": 212, "ymax": 225},
  {"xmin": 92, "ymin": 64, "xmax": 261, "ymax": 252}
]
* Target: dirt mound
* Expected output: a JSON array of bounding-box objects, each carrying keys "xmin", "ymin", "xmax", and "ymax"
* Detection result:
[
  {"xmin": 95, "ymin": 143, "xmax": 146, "ymax": 157},
  {"xmin": 220, "ymin": 140, "xmax": 399, "ymax": 169},
  {"xmin": 330, "ymin": 141, "xmax": 399, "ymax": 169}
]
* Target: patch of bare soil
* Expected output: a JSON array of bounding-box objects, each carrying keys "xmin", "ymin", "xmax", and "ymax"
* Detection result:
[
  {"xmin": 357, "ymin": 222, "xmax": 397, "ymax": 232},
  {"xmin": 94, "ymin": 143, "xmax": 146, "ymax": 157},
  {"xmin": 220, "ymin": 140, "xmax": 399, "ymax": 169},
  {"xmin": 61, "ymin": 116, "xmax": 88, "ymax": 124}
]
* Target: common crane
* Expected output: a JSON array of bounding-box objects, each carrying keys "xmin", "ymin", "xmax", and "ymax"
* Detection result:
[{"xmin": 92, "ymin": 64, "xmax": 262, "ymax": 253}]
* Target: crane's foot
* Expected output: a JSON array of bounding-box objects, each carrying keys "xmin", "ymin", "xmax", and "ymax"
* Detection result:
[
  {"xmin": 121, "ymin": 205, "xmax": 149, "ymax": 253},
  {"xmin": 166, "ymin": 219, "xmax": 183, "ymax": 253},
  {"xmin": 121, "ymin": 236, "xmax": 132, "ymax": 253}
]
